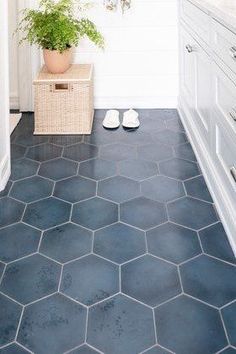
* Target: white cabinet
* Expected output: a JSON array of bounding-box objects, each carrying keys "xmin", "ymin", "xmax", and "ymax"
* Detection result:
[{"xmin": 179, "ymin": 0, "xmax": 236, "ymax": 253}]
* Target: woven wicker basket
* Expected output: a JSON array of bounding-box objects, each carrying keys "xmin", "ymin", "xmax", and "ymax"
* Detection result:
[{"xmin": 33, "ymin": 64, "xmax": 94, "ymax": 135}]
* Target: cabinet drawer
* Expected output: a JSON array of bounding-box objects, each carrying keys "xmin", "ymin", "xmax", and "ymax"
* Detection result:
[
  {"xmin": 212, "ymin": 19, "xmax": 236, "ymax": 75},
  {"xmin": 180, "ymin": 0, "xmax": 210, "ymax": 44},
  {"xmin": 214, "ymin": 116, "xmax": 236, "ymax": 200},
  {"xmin": 213, "ymin": 62, "xmax": 236, "ymax": 137}
]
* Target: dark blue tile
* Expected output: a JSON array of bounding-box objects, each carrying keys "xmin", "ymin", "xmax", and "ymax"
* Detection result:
[
  {"xmin": 98, "ymin": 176, "xmax": 140, "ymax": 203},
  {"xmin": 23, "ymin": 197, "xmax": 71, "ymax": 230},
  {"xmin": 138, "ymin": 143, "xmax": 173, "ymax": 162},
  {"xmin": 180, "ymin": 255, "xmax": 236, "ymax": 307},
  {"xmin": 147, "ymin": 223, "xmax": 201, "ymax": 264},
  {"xmin": 119, "ymin": 159, "xmax": 158, "ymax": 181},
  {"xmin": 122, "ymin": 255, "xmax": 181, "ymax": 306},
  {"xmin": 220, "ymin": 348, "xmax": 236, "ymax": 354},
  {"xmin": 87, "ymin": 294, "xmax": 155, "ymax": 354},
  {"xmin": 0, "ymin": 254, "xmax": 61, "ymax": 305},
  {"xmin": 0, "ymin": 198, "xmax": 25, "ymax": 228},
  {"xmin": 0, "ymin": 343, "xmax": 29, "ymax": 354},
  {"xmin": 168, "ymin": 197, "xmax": 218, "ymax": 230},
  {"xmin": 17, "ymin": 293, "xmax": 86, "ymax": 354},
  {"xmin": 10, "ymin": 176, "xmax": 53, "ymax": 203},
  {"xmin": 38, "ymin": 158, "xmax": 78, "ymax": 181},
  {"xmin": 0, "ymin": 293, "xmax": 22, "ymax": 346},
  {"xmin": 0, "ymin": 181, "xmax": 12, "ymax": 198},
  {"xmin": 40, "ymin": 223, "xmax": 92, "ymax": 263},
  {"xmin": 141, "ymin": 176, "xmax": 185, "ymax": 202},
  {"xmin": 120, "ymin": 131, "xmax": 153, "ymax": 146},
  {"xmin": 14, "ymin": 134, "xmax": 48, "ymax": 147},
  {"xmin": 0, "ymin": 262, "xmax": 4, "ymax": 280},
  {"xmin": 84, "ymin": 129, "xmax": 122, "ymax": 145},
  {"xmin": 10, "ymin": 158, "xmax": 39, "ymax": 181},
  {"xmin": 153, "ymin": 129, "xmax": 188, "ymax": 146},
  {"xmin": 138, "ymin": 117, "xmax": 166, "ymax": 133},
  {"xmin": 54, "ymin": 176, "xmax": 96, "ymax": 203},
  {"xmin": 26, "ymin": 143, "xmax": 62, "ymax": 162},
  {"xmin": 155, "ymin": 295, "xmax": 227, "ymax": 354},
  {"xmin": 100, "ymin": 143, "xmax": 137, "ymax": 161},
  {"xmin": 120, "ymin": 197, "xmax": 167, "ymax": 230},
  {"xmin": 63, "ymin": 143, "xmax": 98, "ymax": 162},
  {"xmin": 143, "ymin": 346, "xmax": 172, "ymax": 354},
  {"xmin": 159, "ymin": 158, "xmax": 200, "ymax": 180},
  {"xmin": 199, "ymin": 223, "xmax": 236, "ymax": 264},
  {"xmin": 0, "ymin": 223, "xmax": 41, "ymax": 263},
  {"xmin": 138, "ymin": 109, "xmax": 179, "ymax": 121},
  {"xmin": 60, "ymin": 254, "xmax": 119, "ymax": 305},
  {"xmin": 222, "ymin": 302, "xmax": 236, "ymax": 347},
  {"xmin": 79, "ymin": 158, "xmax": 117, "ymax": 181},
  {"xmin": 94, "ymin": 222, "xmax": 146, "ymax": 264},
  {"xmin": 11, "ymin": 144, "xmax": 26, "ymax": 160},
  {"xmin": 72, "ymin": 197, "xmax": 118, "ymax": 230},
  {"xmin": 184, "ymin": 175, "xmax": 213, "ymax": 203},
  {"xmin": 166, "ymin": 117, "xmax": 185, "ymax": 132},
  {"xmin": 174, "ymin": 142, "xmax": 197, "ymax": 162},
  {"xmin": 69, "ymin": 345, "xmax": 100, "ymax": 354},
  {"xmin": 49, "ymin": 135, "xmax": 83, "ymax": 146}
]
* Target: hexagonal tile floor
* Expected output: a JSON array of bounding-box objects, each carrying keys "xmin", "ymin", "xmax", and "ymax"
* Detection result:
[{"xmin": 0, "ymin": 110, "xmax": 235, "ymax": 353}]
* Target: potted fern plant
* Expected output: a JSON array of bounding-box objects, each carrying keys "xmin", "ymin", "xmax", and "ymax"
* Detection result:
[{"xmin": 17, "ymin": 0, "xmax": 104, "ymax": 74}]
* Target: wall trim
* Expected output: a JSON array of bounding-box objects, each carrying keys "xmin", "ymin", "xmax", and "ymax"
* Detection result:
[{"xmin": 0, "ymin": 154, "xmax": 11, "ymax": 191}]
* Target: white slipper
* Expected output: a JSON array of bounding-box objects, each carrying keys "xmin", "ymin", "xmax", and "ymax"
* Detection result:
[
  {"xmin": 122, "ymin": 109, "xmax": 140, "ymax": 129},
  {"xmin": 103, "ymin": 110, "xmax": 120, "ymax": 129}
]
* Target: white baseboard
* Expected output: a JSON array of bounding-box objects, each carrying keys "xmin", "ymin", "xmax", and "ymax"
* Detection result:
[
  {"xmin": 94, "ymin": 96, "xmax": 177, "ymax": 109},
  {"xmin": 0, "ymin": 154, "xmax": 10, "ymax": 192},
  {"xmin": 178, "ymin": 100, "xmax": 236, "ymax": 256},
  {"xmin": 10, "ymin": 94, "xmax": 19, "ymax": 110}
]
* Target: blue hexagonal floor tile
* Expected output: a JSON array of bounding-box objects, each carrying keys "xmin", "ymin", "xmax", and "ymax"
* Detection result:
[
  {"xmin": 10, "ymin": 176, "xmax": 54, "ymax": 203},
  {"xmin": 100, "ymin": 143, "xmax": 137, "ymax": 161},
  {"xmin": 94, "ymin": 222, "xmax": 146, "ymax": 264},
  {"xmin": 180, "ymin": 255, "xmax": 236, "ymax": 307},
  {"xmin": 87, "ymin": 294, "xmax": 155, "ymax": 354},
  {"xmin": 84, "ymin": 129, "xmax": 121, "ymax": 146},
  {"xmin": 63, "ymin": 143, "xmax": 98, "ymax": 162},
  {"xmin": 0, "ymin": 254, "xmax": 61, "ymax": 304},
  {"xmin": 119, "ymin": 131, "xmax": 153, "ymax": 146},
  {"xmin": 10, "ymin": 158, "xmax": 39, "ymax": 181},
  {"xmin": 79, "ymin": 158, "xmax": 117, "ymax": 181},
  {"xmin": 147, "ymin": 223, "xmax": 201, "ymax": 264},
  {"xmin": 153, "ymin": 129, "xmax": 188, "ymax": 146},
  {"xmin": 54, "ymin": 176, "xmax": 96, "ymax": 203},
  {"xmin": 143, "ymin": 345, "xmax": 172, "ymax": 354},
  {"xmin": 199, "ymin": 222, "xmax": 236, "ymax": 264},
  {"xmin": 98, "ymin": 176, "xmax": 140, "ymax": 203},
  {"xmin": 120, "ymin": 197, "xmax": 167, "ymax": 230},
  {"xmin": 159, "ymin": 158, "xmax": 200, "ymax": 180},
  {"xmin": 184, "ymin": 175, "xmax": 213, "ymax": 203},
  {"xmin": 141, "ymin": 176, "xmax": 185, "ymax": 202},
  {"xmin": 220, "ymin": 348, "xmax": 236, "ymax": 354},
  {"xmin": 23, "ymin": 197, "xmax": 71, "ymax": 230},
  {"xmin": 60, "ymin": 254, "xmax": 119, "ymax": 305},
  {"xmin": 122, "ymin": 255, "xmax": 181, "ymax": 307},
  {"xmin": 0, "ymin": 293, "xmax": 22, "ymax": 347},
  {"xmin": 38, "ymin": 158, "xmax": 78, "ymax": 181},
  {"xmin": 26, "ymin": 143, "xmax": 62, "ymax": 162},
  {"xmin": 168, "ymin": 197, "xmax": 218, "ymax": 230},
  {"xmin": 49, "ymin": 135, "xmax": 83, "ymax": 146},
  {"xmin": 72, "ymin": 197, "xmax": 118, "ymax": 230},
  {"xmin": 155, "ymin": 295, "xmax": 227, "ymax": 354},
  {"xmin": 40, "ymin": 223, "xmax": 92, "ymax": 263},
  {"xmin": 166, "ymin": 117, "xmax": 185, "ymax": 132},
  {"xmin": 138, "ymin": 143, "xmax": 173, "ymax": 162},
  {"xmin": 174, "ymin": 142, "xmax": 197, "ymax": 162},
  {"xmin": 222, "ymin": 301, "xmax": 236, "ymax": 348},
  {"xmin": 14, "ymin": 133, "xmax": 48, "ymax": 147},
  {"xmin": 0, "ymin": 198, "xmax": 25, "ymax": 228},
  {"xmin": 118, "ymin": 159, "xmax": 158, "ymax": 181},
  {"xmin": 0, "ymin": 343, "xmax": 29, "ymax": 353},
  {"xmin": 11, "ymin": 144, "xmax": 26, "ymax": 160},
  {"xmin": 0, "ymin": 223, "xmax": 41, "ymax": 263},
  {"xmin": 17, "ymin": 293, "xmax": 86, "ymax": 354},
  {"xmin": 0, "ymin": 262, "xmax": 4, "ymax": 279},
  {"xmin": 68, "ymin": 345, "xmax": 100, "ymax": 354}
]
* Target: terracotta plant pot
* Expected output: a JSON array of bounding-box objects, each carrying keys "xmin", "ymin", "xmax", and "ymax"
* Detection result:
[{"xmin": 43, "ymin": 48, "xmax": 73, "ymax": 74}]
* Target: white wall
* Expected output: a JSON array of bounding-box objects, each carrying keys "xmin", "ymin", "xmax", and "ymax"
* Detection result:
[
  {"xmin": 9, "ymin": 0, "xmax": 19, "ymax": 109},
  {"xmin": 0, "ymin": 0, "xmax": 11, "ymax": 191},
  {"xmin": 10, "ymin": 0, "xmax": 178, "ymax": 110}
]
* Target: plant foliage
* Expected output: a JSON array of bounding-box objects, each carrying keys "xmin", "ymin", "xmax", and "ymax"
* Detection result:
[{"xmin": 17, "ymin": 0, "xmax": 104, "ymax": 52}]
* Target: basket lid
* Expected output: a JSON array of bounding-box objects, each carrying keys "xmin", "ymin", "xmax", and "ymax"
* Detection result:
[{"xmin": 34, "ymin": 64, "xmax": 93, "ymax": 84}]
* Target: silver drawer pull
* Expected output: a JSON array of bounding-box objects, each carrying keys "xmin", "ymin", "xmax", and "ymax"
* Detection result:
[
  {"xmin": 230, "ymin": 167, "xmax": 236, "ymax": 182},
  {"xmin": 185, "ymin": 44, "xmax": 193, "ymax": 53},
  {"xmin": 230, "ymin": 46, "xmax": 236, "ymax": 60},
  {"xmin": 229, "ymin": 109, "xmax": 236, "ymax": 121}
]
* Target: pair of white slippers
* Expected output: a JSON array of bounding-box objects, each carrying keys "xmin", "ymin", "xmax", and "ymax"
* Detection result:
[{"xmin": 103, "ymin": 109, "xmax": 140, "ymax": 129}]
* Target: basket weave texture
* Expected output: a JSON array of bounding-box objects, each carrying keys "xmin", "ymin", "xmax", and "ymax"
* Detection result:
[{"xmin": 34, "ymin": 64, "xmax": 94, "ymax": 135}]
